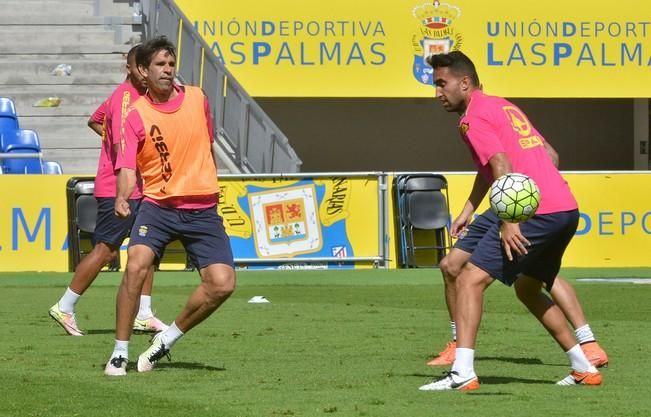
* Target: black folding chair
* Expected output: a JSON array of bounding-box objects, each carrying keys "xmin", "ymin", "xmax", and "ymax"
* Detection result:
[
  {"xmin": 66, "ymin": 178, "xmax": 120, "ymax": 272},
  {"xmin": 395, "ymin": 174, "xmax": 451, "ymax": 268}
]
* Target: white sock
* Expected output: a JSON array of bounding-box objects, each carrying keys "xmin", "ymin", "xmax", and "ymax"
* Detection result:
[
  {"xmin": 566, "ymin": 344, "xmax": 596, "ymax": 373},
  {"xmin": 450, "ymin": 321, "xmax": 457, "ymax": 341},
  {"xmin": 137, "ymin": 295, "xmax": 153, "ymax": 320},
  {"xmin": 575, "ymin": 324, "xmax": 596, "ymax": 344},
  {"xmin": 111, "ymin": 340, "xmax": 129, "ymax": 360},
  {"xmin": 160, "ymin": 321, "xmax": 184, "ymax": 349},
  {"xmin": 58, "ymin": 288, "xmax": 81, "ymax": 314},
  {"xmin": 451, "ymin": 347, "xmax": 475, "ymax": 378}
]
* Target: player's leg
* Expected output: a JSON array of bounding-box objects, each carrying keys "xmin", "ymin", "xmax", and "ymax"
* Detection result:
[
  {"xmin": 514, "ymin": 276, "xmax": 601, "ymax": 386},
  {"xmin": 419, "ymin": 262, "xmax": 494, "ymax": 391},
  {"xmin": 516, "ymin": 209, "xmax": 602, "ymax": 385},
  {"xmin": 49, "ymin": 197, "xmax": 123, "ymax": 336},
  {"xmin": 137, "ymin": 207, "xmax": 235, "ymax": 373},
  {"xmin": 426, "ymin": 248, "xmax": 471, "ymax": 366},
  {"xmin": 133, "ymin": 264, "xmax": 169, "ymax": 333},
  {"xmin": 547, "ymin": 277, "xmax": 608, "ymax": 367},
  {"xmin": 426, "ymin": 212, "xmax": 493, "ymax": 366},
  {"xmin": 105, "ymin": 201, "xmax": 167, "ymax": 376}
]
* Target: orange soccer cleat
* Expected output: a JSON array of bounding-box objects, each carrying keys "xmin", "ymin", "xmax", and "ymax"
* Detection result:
[
  {"xmin": 581, "ymin": 341, "xmax": 609, "ymax": 368},
  {"xmin": 426, "ymin": 341, "xmax": 456, "ymax": 366},
  {"xmin": 557, "ymin": 369, "xmax": 602, "ymax": 386}
]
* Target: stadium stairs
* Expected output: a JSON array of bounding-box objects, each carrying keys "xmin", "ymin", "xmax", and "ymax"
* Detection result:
[{"xmin": 0, "ymin": 0, "xmax": 231, "ymax": 174}]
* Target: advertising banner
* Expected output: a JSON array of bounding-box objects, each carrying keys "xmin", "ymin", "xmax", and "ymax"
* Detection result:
[
  {"xmin": 441, "ymin": 172, "xmax": 651, "ymax": 268},
  {"xmin": 175, "ymin": 0, "xmax": 650, "ymax": 97},
  {"xmin": 0, "ymin": 172, "xmax": 648, "ymax": 271},
  {"xmin": 217, "ymin": 175, "xmax": 382, "ymax": 270}
]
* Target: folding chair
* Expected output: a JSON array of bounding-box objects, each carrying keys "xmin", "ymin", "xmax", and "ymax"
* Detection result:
[
  {"xmin": 66, "ymin": 178, "xmax": 120, "ymax": 272},
  {"xmin": 395, "ymin": 174, "xmax": 451, "ymax": 268}
]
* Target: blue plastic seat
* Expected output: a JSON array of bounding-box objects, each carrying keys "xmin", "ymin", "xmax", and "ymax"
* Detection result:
[
  {"xmin": 42, "ymin": 160, "xmax": 63, "ymax": 174},
  {"xmin": 1, "ymin": 129, "xmax": 43, "ymax": 174},
  {"xmin": 2, "ymin": 152, "xmax": 43, "ymax": 174},
  {"xmin": 0, "ymin": 97, "xmax": 19, "ymax": 134},
  {"xmin": 1, "ymin": 129, "xmax": 41, "ymax": 152}
]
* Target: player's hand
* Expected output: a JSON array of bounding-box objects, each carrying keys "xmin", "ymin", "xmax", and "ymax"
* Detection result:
[
  {"xmin": 499, "ymin": 222, "xmax": 530, "ymax": 261},
  {"xmin": 114, "ymin": 197, "xmax": 131, "ymax": 218},
  {"xmin": 450, "ymin": 214, "xmax": 470, "ymax": 238}
]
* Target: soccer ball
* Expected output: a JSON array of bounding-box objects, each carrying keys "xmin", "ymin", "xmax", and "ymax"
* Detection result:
[{"xmin": 489, "ymin": 173, "xmax": 540, "ymax": 223}]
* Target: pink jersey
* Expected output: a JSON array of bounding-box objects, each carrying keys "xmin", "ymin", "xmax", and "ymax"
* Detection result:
[
  {"xmin": 459, "ymin": 90, "xmax": 577, "ymax": 214},
  {"xmin": 115, "ymin": 84, "xmax": 215, "ymax": 209},
  {"xmin": 90, "ymin": 80, "xmax": 144, "ymax": 198}
]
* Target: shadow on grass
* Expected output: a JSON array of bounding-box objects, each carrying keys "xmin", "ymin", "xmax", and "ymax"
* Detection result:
[
  {"xmin": 85, "ymin": 329, "xmax": 118, "ymax": 335},
  {"xmin": 476, "ymin": 356, "xmax": 544, "ymax": 365},
  {"xmin": 102, "ymin": 362, "xmax": 227, "ymax": 373},
  {"xmin": 156, "ymin": 362, "xmax": 227, "ymax": 372},
  {"xmin": 479, "ymin": 375, "xmax": 552, "ymax": 385},
  {"xmin": 477, "ymin": 356, "xmax": 566, "ymax": 367}
]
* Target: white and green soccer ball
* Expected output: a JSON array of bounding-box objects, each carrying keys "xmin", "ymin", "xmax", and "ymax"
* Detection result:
[{"xmin": 489, "ymin": 173, "xmax": 541, "ymax": 223}]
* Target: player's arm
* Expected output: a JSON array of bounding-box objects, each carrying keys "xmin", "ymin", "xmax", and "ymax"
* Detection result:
[
  {"xmin": 88, "ymin": 101, "xmax": 107, "ymax": 137},
  {"xmin": 451, "ymin": 174, "xmax": 489, "ymax": 237},
  {"xmin": 487, "ymin": 152, "xmax": 529, "ymax": 260},
  {"xmin": 88, "ymin": 120, "xmax": 103, "ymax": 136},
  {"xmin": 115, "ymin": 169, "xmax": 136, "ymax": 217},
  {"xmin": 543, "ymin": 140, "xmax": 560, "ymax": 168},
  {"xmin": 114, "ymin": 111, "xmax": 142, "ymax": 218}
]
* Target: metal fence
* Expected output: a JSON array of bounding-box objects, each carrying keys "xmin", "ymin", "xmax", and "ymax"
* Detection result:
[{"xmin": 141, "ymin": 0, "xmax": 302, "ymax": 174}]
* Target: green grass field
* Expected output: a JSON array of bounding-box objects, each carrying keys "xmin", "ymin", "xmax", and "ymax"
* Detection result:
[{"xmin": 1, "ymin": 268, "xmax": 650, "ymax": 417}]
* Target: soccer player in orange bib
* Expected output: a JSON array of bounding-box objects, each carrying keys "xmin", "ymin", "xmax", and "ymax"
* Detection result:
[
  {"xmin": 104, "ymin": 36, "xmax": 235, "ymax": 376},
  {"xmin": 49, "ymin": 45, "xmax": 166, "ymax": 337}
]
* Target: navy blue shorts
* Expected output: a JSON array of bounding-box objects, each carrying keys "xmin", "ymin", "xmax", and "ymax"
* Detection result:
[
  {"xmin": 94, "ymin": 198, "xmax": 141, "ymax": 247},
  {"xmin": 128, "ymin": 201, "xmax": 234, "ymax": 269},
  {"xmin": 454, "ymin": 209, "xmax": 579, "ymax": 288}
]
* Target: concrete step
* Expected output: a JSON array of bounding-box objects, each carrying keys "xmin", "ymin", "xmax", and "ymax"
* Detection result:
[
  {"xmin": 0, "ymin": 74, "xmax": 126, "ymax": 85},
  {"xmin": 6, "ymin": 86, "xmax": 117, "ymax": 114},
  {"xmin": 0, "ymin": 53, "xmax": 126, "ymax": 61},
  {"xmin": 19, "ymin": 116, "xmax": 100, "ymax": 143},
  {"xmin": 0, "ymin": 2, "xmax": 95, "ymax": 17},
  {"xmin": 16, "ymin": 106, "xmax": 95, "ymax": 117},
  {"xmin": 0, "ymin": 15, "xmax": 141, "ymax": 25},
  {"xmin": 0, "ymin": 59, "xmax": 124, "ymax": 77},
  {"xmin": 0, "ymin": 44, "xmax": 131, "ymax": 55},
  {"xmin": 43, "ymin": 148, "xmax": 101, "ymax": 175},
  {"xmin": 0, "ymin": 29, "xmax": 117, "ymax": 45},
  {"xmin": 0, "ymin": 0, "xmax": 136, "ymax": 17}
]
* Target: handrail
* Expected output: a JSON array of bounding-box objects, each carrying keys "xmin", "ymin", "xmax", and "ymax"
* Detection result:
[
  {"xmin": 0, "ymin": 152, "xmax": 43, "ymax": 159},
  {"xmin": 140, "ymin": 0, "xmax": 302, "ymax": 174}
]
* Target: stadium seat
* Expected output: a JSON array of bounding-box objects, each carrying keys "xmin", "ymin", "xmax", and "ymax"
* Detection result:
[
  {"xmin": 1, "ymin": 129, "xmax": 43, "ymax": 174},
  {"xmin": 0, "ymin": 97, "xmax": 19, "ymax": 134},
  {"xmin": 42, "ymin": 160, "xmax": 63, "ymax": 174},
  {"xmin": 394, "ymin": 174, "xmax": 451, "ymax": 268},
  {"xmin": 2, "ymin": 152, "xmax": 44, "ymax": 174},
  {"xmin": 1, "ymin": 129, "xmax": 41, "ymax": 152}
]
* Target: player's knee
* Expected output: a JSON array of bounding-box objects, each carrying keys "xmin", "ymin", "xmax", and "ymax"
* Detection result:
[
  {"xmin": 94, "ymin": 242, "xmax": 119, "ymax": 264},
  {"xmin": 514, "ymin": 282, "xmax": 538, "ymax": 304},
  {"xmin": 124, "ymin": 259, "xmax": 150, "ymax": 286},
  {"xmin": 440, "ymin": 256, "xmax": 461, "ymax": 282},
  {"xmin": 205, "ymin": 269, "xmax": 236, "ymax": 301}
]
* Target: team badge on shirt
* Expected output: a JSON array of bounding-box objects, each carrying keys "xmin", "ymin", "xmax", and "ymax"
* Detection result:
[
  {"xmin": 459, "ymin": 122, "xmax": 470, "ymax": 136},
  {"xmin": 138, "ymin": 225, "xmax": 148, "ymax": 237}
]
